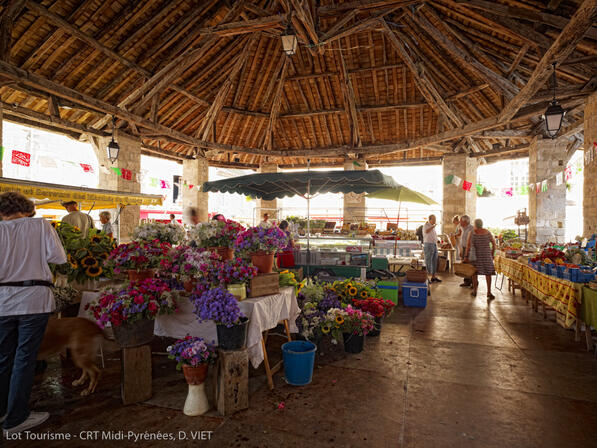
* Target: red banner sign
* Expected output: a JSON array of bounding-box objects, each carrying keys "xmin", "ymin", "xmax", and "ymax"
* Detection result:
[{"xmin": 11, "ymin": 150, "xmax": 31, "ymax": 167}]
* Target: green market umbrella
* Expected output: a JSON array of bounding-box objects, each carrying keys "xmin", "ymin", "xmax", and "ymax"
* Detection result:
[
  {"xmin": 202, "ymin": 169, "xmax": 400, "ymax": 277},
  {"xmin": 367, "ymin": 186, "xmax": 438, "ymax": 256}
]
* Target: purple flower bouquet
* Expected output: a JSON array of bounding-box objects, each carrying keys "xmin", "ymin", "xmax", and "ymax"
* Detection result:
[
  {"xmin": 167, "ymin": 336, "xmax": 217, "ymax": 370},
  {"xmin": 234, "ymin": 224, "xmax": 288, "ymax": 256},
  {"xmin": 191, "ymin": 287, "xmax": 246, "ymax": 328}
]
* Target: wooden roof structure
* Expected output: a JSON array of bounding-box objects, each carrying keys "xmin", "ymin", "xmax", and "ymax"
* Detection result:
[{"xmin": 0, "ymin": 0, "xmax": 595, "ymax": 169}]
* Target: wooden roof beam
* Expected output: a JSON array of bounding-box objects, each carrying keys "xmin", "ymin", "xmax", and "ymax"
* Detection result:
[
  {"xmin": 318, "ymin": 0, "xmax": 420, "ymax": 15},
  {"xmin": 470, "ymin": 143, "xmax": 529, "ymax": 158},
  {"xmin": 337, "ymin": 40, "xmax": 362, "ymax": 147},
  {"xmin": 196, "ymin": 14, "xmax": 285, "ymax": 36},
  {"xmin": 456, "ymin": 0, "xmax": 597, "ymax": 42},
  {"xmin": 0, "ymin": 0, "xmax": 26, "ymax": 61},
  {"xmin": 263, "ymin": 57, "xmax": 288, "ymax": 150},
  {"xmin": 407, "ymin": 7, "xmax": 519, "ymax": 100},
  {"xmin": 382, "ymin": 20, "xmax": 463, "ymax": 128},
  {"xmin": 195, "ymin": 37, "xmax": 255, "ymax": 141},
  {"xmin": 500, "ymin": 0, "xmax": 597, "ymax": 122}
]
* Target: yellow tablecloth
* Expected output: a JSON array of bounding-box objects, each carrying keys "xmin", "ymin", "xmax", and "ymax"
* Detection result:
[{"xmin": 495, "ymin": 256, "xmax": 579, "ymax": 328}]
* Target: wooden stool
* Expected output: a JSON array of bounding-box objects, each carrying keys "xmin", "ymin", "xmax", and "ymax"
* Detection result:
[
  {"xmin": 261, "ymin": 319, "xmax": 292, "ymax": 390},
  {"xmin": 121, "ymin": 345, "xmax": 152, "ymax": 405}
]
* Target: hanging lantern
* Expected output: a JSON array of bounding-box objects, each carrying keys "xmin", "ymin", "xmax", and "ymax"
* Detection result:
[
  {"xmin": 543, "ymin": 63, "xmax": 565, "ymax": 139},
  {"xmin": 106, "ymin": 115, "xmax": 120, "ymax": 163},
  {"xmin": 281, "ymin": 15, "xmax": 297, "ymax": 56}
]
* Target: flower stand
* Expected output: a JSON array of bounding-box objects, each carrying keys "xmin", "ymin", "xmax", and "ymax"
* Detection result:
[
  {"xmin": 214, "ymin": 349, "xmax": 249, "ymax": 416},
  {"xmin": 121, "ymin": 344, "xmax": 152, "ymax": 405},
  {"xmin": 182, "ymin": 365, "xmax": 210, "ymax": 416}
]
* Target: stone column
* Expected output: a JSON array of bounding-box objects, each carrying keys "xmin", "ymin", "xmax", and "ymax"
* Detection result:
[
  {"xmin": 257, "ymin": 162, "xmax": 279, "ymax": 223},
  {"xmin": 93, "ymin": 131, "xmax": 141, "ymax": 242},
  {"xmin": 342, "ymin": 159, "xmax": 368, "ymax": 225},
  {"xmin": 584, "ymin": 91, "xmax": 597, "ymax": 236},
  {"xmin": 182, "ymin": 157, "xmax": 208, "ymax": 222},
  {"xmin": 442, "ymin": 154, "xmax": 477, "ymax": 233},
  {"xmin": 528, "ymin": 136, "xmax": 567, "ymax": 244}
]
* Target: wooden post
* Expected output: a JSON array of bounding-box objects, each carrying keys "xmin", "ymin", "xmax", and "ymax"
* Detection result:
[
  {"xmin": 214, "ymin": 349, "xmax": 249, "ymax": 416},
  {"xmin": 121, "ymin": 345, "xmax": 152, "ymax": 405}
]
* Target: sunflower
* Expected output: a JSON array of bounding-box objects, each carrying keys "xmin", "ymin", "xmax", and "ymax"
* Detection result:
[
  {"xmin": 73, "ymin": 226, "xmax": 81, "ymax": 232},
  {"xmin": 97, "ymin": 252, "xmax": 109, "ymax": 261},
  {"xmin": 50, "ymin": 221, "xmax": 57, "ymax": 228},
  {"xmin": 348, "ymin": 286, "xmax": 358, "ymax": 296},
  {"xmin": 360, "ymin": 290, "xmax": 368, "ymax": 298},
  {"xmin": 321, "ymin": 324, "xmax": 331, "ymax": 334},
  {"xmin": 91, "ymin": 235, "xmax": 102, "ymax": 243},
  {"xmin": 86, "ymin": 266, "xmax": 103, "ymax": 277},
  {"xmin": 81, "ymin": 256, "xmax": 99, "ymax": 268},
  {"xmin": 335, "ymin": 315, "xmax": 345, "ymax": 325}
]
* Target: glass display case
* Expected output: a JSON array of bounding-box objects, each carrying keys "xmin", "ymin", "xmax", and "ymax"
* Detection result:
[{"xmin": 295, "ymin": 236, "xmax": 372, "ymax": 268}]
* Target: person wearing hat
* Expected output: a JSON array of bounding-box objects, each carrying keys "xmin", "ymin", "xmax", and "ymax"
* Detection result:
[{"xmin": 61, "ymin": 201, "xmax": 94, "ymax": 236}]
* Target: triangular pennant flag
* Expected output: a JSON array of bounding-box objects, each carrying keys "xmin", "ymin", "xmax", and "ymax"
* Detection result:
[
  {"xmin": 353, "ymin": 160, "xmax": 361, "ymax": 167},
  {"xmin": 110, "ymin": 167, "xmax": 122, "ymax": 176},
  {"xmin": 536, "ymin": 182, "xmax": 541, "ymax": 194},
  {"xmin": 149, "ymin": 177, "xmax": 158, "ymax": 187},
  {"xmin": 556, "ymin": 172, "xmax": 563, "ymax": 186},
  {"xmin": 444, "ymin": 175, "xmax": 454, "ymax": 185},
  {"xmin": 80, "ymin": 163, "xmax": 94, "ymax": 173},
  {"xmin": 505, "ymin": 188, "xmax": 513, "ymax": 197},
  {"xmin": 99, "ymin": 165, "xmax": 110, "ymax": 174},
  {"xmin": 462, "ymin": 181, "xmax": 472, "ymax": 191},
  {"xmin": 520, "ymin": 185, "xmax": 529, "ymax": 196},
  {"xmin": 452, "ymin": 175, "xmax": 462, "ymax": 187},
  {"xmin": 565, "ymin": 166, "xmax": 572, "ymax": 180},
  {"xmin": 189, "ymin": 184, "xmax": 194, "ymax": 190},
  {"xmin": 121, "ymin": 169, "xmax": 132, "ymax": 180},
  {"xmin": 246, "ymin": 195, "xmax": 253, "ymax": 202},
  {"xmin": 0, "ymin": 146, "xmax": 4, "ymax": 160},
  {"xmin": 476, "ymin": 184, "xmax": 484, "ymax": 196},
  {"xmin": 541, "ymin": 180, "xmax": 548, "ymax": 192},
  {"xmin": 160, "ymin": 180, "xmax": 171, "ymax": 189}
]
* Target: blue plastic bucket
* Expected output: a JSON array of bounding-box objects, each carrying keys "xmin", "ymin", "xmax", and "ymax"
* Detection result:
[{"xmin": 282, "ymin": 341, "xmax": 317, "ymax": 386}]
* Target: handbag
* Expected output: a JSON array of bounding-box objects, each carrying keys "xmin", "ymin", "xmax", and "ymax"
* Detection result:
[
  {"xmin": 406, "ymin": 268, "xmax": 428, "ymax": 283},
  {"xmin": 454, "ymin": 262, "xmax": 477, "ymax": 278}
]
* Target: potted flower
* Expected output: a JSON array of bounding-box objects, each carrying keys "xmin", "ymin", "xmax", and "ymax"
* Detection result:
[
  {"xmin": 50, "ymin": 222, "xmax": 115, "ymax": 289},
  {"xmin": 191, "ymin": 287, "xmax": 248, "ymax": 350},
  {"xmin": 324, "ymin": 306, "xmax": 375, "ymax": 354},
  {"xmin": 351, "ymin": 297, "xmax": 395, "ymax": 337},
  {"xmin": 160, "ymin": 245, "xmax": 223, "ymax": 292},
  {"xmin": 234, "ymin": 224, "xmax": 288, "ymax": 273},
  {"xmin": 296, "ymin": 283, "xmax": 342, "ymax": 345},
  {"xmin": 214, "ymin": 258, "xmax": 258, "ymax": 300},
  {"xmin": 190, "ymin": 219, "xmax": 244, "ymax": 260},
  {"xmin": 86, "ymin": 278, "xmax": 177, "ymax": 347},
  {"xmin": 167, "ymin": 336, "xmax": 217, "ymax": 416},
  {"xmin": 107, "ymin": 239, "xmax": 171, "ymax": 282},
  {"xmin": 132, "ymin": 222, "xmax": 186, "ymax": 245}
]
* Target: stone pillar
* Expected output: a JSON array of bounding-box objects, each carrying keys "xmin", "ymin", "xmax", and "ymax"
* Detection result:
[
  {"xmin": 342, "ymin": 159, "xmax": 368, "ymax": 225},
  {"xmin": 93, "ymin": 131, "xmax": 141, "ymax": 242},
  {"xmin": 584, "ymin": 91, "xmax": 597, "ymax": 236},
  {"xmin": 257, "ymin": 162, "xmax": 278, "ymax": 223},
  {"xmin": 442, "ymin": 154, "xmax": 477, "ymax": 234},
  {"xmin": 528, "ymin": 136, "xmax": 567, "ymax": 244},
  {"xmin": 183, "ymin": 157, "xmax": 208, "ymax": 222}
]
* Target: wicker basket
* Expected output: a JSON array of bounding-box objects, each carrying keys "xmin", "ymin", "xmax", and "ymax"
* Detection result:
[
  {"xmin": 406, "ymin": 269, "xmax": 428, "ymax": 283},
  {"xmin": 454, "ymin": 262, "xmax": 477, "ymax": 278}
]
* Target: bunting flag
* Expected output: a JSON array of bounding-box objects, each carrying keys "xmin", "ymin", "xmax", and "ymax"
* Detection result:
[
  {"xmin": 0, "ymin": 146, "xmax": 4, "ymax": 160},
  {"xmin": 160, "ymin": 180, "xmax": 170, "ymax": 189},
  {"xmin": 536, "ymin": 183, "xmax": 541, "ymax": 194},
  {"xmin": 80, "ymin": 163, "xmax": 94, "ymax": 173},
  {"xmin": 38, "ymin": 156, "xmax": 57, "ymax": 168},
  {"xmin": 556, "ymin": 172, "xmax": 563, "ymax": 186},
  {"xmin": 505, "ymin": 188, "xmax": 513, "ymax": 197},
  {"xmin": 149, "ymin": 177, "xmax": 158, "ymax": 187},
  {"xmin": 462, "ymin": 180, "xmax": 472, "ymax": 191},
  {"xmin": 444, "ymin": 174, "xmax": 454, "ymax": 185},
  {"xmin": 188, "ymin": 184, "xmax": 194, "ymax": 190},
  {"xmin": 11, "ymin": 150, "xmax": 31, "ymax": 167},
  {"xmin": 541, "ymin": 180, "xmax": 548, "ymax": 192},
  {"xmin": 353, "ymin": 160, "xmax": 361, "ymax": 167},
  {"xmin": 475, "ymin": 184, "xmax": 484, "ymax": 196},
  {"xmin": 121, "ymin": 169, "xmax": 132, "ymax": 180},
  {"xmin": 110, "ymin": 166, "xmax": 122, "ymax": 176},
  {"xmin": 452, "ymin": 175, "xmax": 462, "ymax": 187}
]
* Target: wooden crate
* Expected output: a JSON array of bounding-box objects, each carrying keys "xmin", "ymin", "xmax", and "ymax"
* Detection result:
[
  {"xmin": 121, "ymin": 345, "xmax": 152, "ymax": 405},
  {"xmin": 248, "ymin": 273, "xmax": 279, "ymax": 298}
]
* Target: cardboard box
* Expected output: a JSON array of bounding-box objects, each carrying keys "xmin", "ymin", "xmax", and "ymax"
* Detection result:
[{"xmin": 248, "ymin": 273, "xmax": 280, "ymax": 298}]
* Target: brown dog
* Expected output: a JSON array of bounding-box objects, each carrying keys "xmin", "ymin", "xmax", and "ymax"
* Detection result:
[{"xmin": 38, "ymin": 317, "xmax": 104, "ymax": 396}]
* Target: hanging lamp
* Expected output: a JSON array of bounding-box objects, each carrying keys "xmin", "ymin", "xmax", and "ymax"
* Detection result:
[
  {"xmin": 543, "ymin": 63, "xmax": 565, "ymax": 139},
  {"xmin": 106, "ymin": 115, "xmax": 120, "ymax": 163}
]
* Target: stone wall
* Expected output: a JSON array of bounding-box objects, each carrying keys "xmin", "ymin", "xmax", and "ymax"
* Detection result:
[
  {"xmin": 182, "ymin": 157, "xmax": 208, "ymax": 223},
  {"xmin": 257, "ymin": 162, "xmax": 279, "ymax": 222},
  {"xmin": 0, "ymin": 106, "xmax": 3, "ymax": 178},
  {"xmin": 584, "ymin": 91, "xmax": 597, "ymax": 236},
  {"xmin": 442, "ymin": 154, "xmax": 477, "ymax": 234},
  {"xmin": 93, "ymin": 131, "xmax": 141, "ymax": 242},
  {"xmin": 528, "ymin": 136, "xmax": 567, "ymax": 244},
  {"xmin": 343, "ymin": 159, "xmax": 367, "ymax": 224}
]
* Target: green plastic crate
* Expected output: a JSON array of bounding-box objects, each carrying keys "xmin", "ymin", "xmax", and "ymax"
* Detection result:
[{"xmin": 376, "ymin": 280, "xmax": 399, "ymax": 305}]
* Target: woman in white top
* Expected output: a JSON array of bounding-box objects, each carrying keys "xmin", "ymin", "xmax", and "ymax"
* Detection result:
[
  {"xmin": 423, "ymin": 214, "xmax": 441, "ymax": 283},
  {"xmin": 0, "ymin": 192, "xmax": 67, "ymax": 434}
]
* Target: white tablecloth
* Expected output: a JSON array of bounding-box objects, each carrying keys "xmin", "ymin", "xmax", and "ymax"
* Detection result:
[{"xmin": 79, "ymin": 287, "xmax": 300, "ymax": 369}]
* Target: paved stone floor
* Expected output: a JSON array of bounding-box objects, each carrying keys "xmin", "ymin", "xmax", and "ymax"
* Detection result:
[{"xmin": 3, "ymin": 274, "xmax": 597, "ymax": 447}]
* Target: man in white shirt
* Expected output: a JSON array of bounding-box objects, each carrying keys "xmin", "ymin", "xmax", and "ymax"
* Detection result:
[
  {"xmin": 423, "ymin": 214, "xmax": 441, "ymax": 283},
  {"xmin": 169, "ymin": 214, "xmax": 177, "ymax": 225},
  {"xmin": 0, "ymin": 192, "xmax": 67, "ymax": 434},
  {"xmin": 459, "ymin": 215, "xmax": 474, "ymax": 287},
  {"xmin": 61, "ymin": 201, "xmax": 94, "ymax": 236}
]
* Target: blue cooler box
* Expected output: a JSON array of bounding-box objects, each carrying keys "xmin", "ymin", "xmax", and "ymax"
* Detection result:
[{"xmin": 402, "ymin": 282, "xmax": 428, "ymax": 307}]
